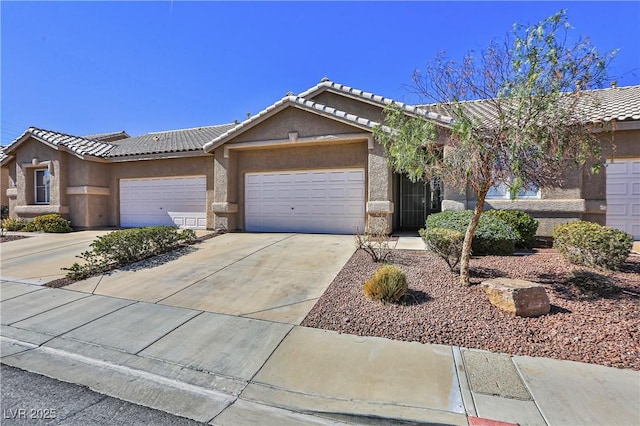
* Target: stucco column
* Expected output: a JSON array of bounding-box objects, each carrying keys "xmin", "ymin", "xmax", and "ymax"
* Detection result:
[
  {"xmin": 211, "ymin": 148, "xmax": 238, "ymax": 231},
  {"xmin": 366, "ymin": 141, "xmax": 394, "ymax": 233}
]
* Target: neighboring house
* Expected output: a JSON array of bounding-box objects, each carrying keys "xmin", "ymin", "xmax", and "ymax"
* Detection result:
[{"xmin": 1, "ymin": 80, "xmax": 638, "ymax": 239}]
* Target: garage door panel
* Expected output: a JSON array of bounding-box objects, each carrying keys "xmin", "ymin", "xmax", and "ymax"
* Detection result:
[
  {"xmin": 245, "ymin": 169, "xmax": 365, "ymax": 234},
  {"xmin": 120, "ymin": 176, "xmax": 206, "ymax": 230},
  {"xmin": 607, "ymin": 158, "xmax": 640, "ymax": 239}
]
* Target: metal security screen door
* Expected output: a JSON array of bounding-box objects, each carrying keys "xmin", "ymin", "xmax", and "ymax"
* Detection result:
[{"xmin": 400, "ymin": 175, "xmax": 428, "ymax": 228}]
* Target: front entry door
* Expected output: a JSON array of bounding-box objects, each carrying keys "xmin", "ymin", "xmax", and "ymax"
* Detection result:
[{"xmin": 400, "ymin": 175, "xmax": 428, "ymax": 228}]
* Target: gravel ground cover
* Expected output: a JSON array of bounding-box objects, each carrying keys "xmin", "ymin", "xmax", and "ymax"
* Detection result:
[
  {"xmin": 0, "ymin": 235, "xmax": 28, "ymax": 243},
  {"xmin": 302, "ymin": 248, "xmax": 640, "ymax": 370}
]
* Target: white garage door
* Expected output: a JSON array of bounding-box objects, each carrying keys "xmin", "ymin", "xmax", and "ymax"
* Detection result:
[
  {"xmin": 606, "ymin": 158, "xmax": 640, "ymax": 239},
  {"xmin": 245, "ymin": 169, "xmax": 365, "ymax": 234},
  {"xmin": 120, "ymin": 176, "xmax": 207, "ymax": 229}
]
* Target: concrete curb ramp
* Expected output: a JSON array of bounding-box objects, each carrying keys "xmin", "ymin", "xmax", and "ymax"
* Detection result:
[{"xmin": 2, "ymin": 282, "xmax": 639, "ymax": 425}]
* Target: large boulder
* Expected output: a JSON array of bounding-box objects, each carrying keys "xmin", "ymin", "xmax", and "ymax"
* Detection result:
[{"xmin": 481, "ymin": 278, "xmax": 550, "ymax": 317}]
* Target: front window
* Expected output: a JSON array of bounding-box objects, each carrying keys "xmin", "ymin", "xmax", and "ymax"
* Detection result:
[
  {"xmin": 486, "ymin": 182, "xmax": 540, "ymax": 199},
  {"xmin": 34, "ymin": 169, "xmax": 50, "ymax": 204}
]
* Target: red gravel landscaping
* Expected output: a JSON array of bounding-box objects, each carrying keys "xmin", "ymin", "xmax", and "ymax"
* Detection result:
[{"xmin": 302, "ymin": 248, "xmax": 640, "ymax": 370}]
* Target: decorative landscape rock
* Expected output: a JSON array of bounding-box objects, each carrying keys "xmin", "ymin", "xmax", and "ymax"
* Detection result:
[{"xmin": 481, "ymin": 278, "xmax": 550, "ymax": 317}]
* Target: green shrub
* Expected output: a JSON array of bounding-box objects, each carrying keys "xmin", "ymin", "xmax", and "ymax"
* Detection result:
[
  {"xmin": 22, "ymin": 214, "xmax": 72, "ymax": 233},
  {"xmin": 363, "ymin": 265, "xmax": 408, "ymax": 303},
  {"xmin": 22, "ymin": 221, "xmax": 37, "ymax": 232},
  {"xmin": 33, "ymin": 214, "xmax": 73, "ymax": 233},
  {"xmin": 63, "ymin": 226, "xmax": 196, "ymax": 279},
  {"xmin": 553, "ymin": 221, "xmax": 632, "ymax": 270},
  {"xmin": 2, "ymin": 217, "xmax": 26, "ymax": 231},
  {"xmin": 425, "ymin": 210, "xmax": 515, "ymax": 255},
  {"xmin": 420, "ymin": 227, "xmax": 464, "ymax": 271},
  {"xmin": 485, "ymin": 209, "xmax": 538, "ymax": 249}
]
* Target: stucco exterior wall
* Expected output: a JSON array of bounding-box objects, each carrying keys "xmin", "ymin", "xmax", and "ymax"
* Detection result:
[
  {"xmin": 606, "ymin": 128, "xmax": 639, "ymax": 158},
  {"xmin": 445, "ymin": 129, "xmax": 640, "ymax": 237},
  {"xmin": 108, "ymin": 155, "xmax": 215, "ymax": 228},
  {"xmin": 310, "ymin": 92, "xmax": 386, "ymax": 123},
  {"xmin": 10, "ymin": 138, "xmax": 68, "ymax": 219},
  {"xmin": 231, "ymin": 108, "xmax": 362, "ymax": 143},
  {"xmin": 1, "ymin": 165, "xmax": 9, "ymax": 211}
]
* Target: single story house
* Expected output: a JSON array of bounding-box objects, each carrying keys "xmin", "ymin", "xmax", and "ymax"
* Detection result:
[{"xmin": 1, "ymin": 80, "xmax": 639, "ymax": 239}]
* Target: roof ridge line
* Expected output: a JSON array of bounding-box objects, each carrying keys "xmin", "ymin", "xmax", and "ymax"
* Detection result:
[
  {"xmin": 299, "ymin": 79, "xmax": 454, "ymax": 124},
  {"xmin": 147, "ymin": 122, "xmax": 236, "ymax": 134}
]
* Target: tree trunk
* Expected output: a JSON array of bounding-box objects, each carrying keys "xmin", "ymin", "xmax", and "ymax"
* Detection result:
[{"xmin": 459, "ymin": 189, "xmax": 488, "ymax": 286}]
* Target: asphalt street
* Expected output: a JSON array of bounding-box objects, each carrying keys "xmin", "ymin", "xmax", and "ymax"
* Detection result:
[{"xmin": 0, "ymin": 365, "xmax": 205, "ymax": 425}]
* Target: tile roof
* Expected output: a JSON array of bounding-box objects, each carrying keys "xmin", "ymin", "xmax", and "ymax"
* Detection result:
[
  {"xmin": 418, "ymin": 85, "xmax": 640, "ymax": 127},
  {"xmin": 82, "ymin": 130, "xmax": 130, "ymax": 141},
  {"xmin": 580, "ymin": 85, "xmax": 640, "ymax": 122},
  {"xmin": 106, "ymin": 123, "xmax": 235, "ymax": 158},
  {"xmin": 4, "ymin": 127, "xmax": 116, "ymax": 158},
  {"xmin": 203, "ymin": 95, "xmax": 387, "ymax": 153},
  {"xmin": 300, "ymin": 80, "xmax": 454, "ymax": 125}
]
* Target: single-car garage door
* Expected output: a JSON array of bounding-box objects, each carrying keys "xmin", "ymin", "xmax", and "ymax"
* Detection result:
[
  {"xmin": 120, "ymin": 176, "xmax": 207, "ymax": 229},
  {"xmin": 245, "ymin": 169, "xmax": 365, "ymax": 234},
  {"xmin": 606, "ymin": 158, "xmax": 640, "ymax": 240}
]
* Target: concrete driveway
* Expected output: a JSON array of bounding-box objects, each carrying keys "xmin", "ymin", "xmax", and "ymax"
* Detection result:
[
  {"xmin": 66, "ymin": 233, "xmax": 355, "ymax": 324},
  {"xmin": 0, "ymin": 231, "xmax": 111, "ymax": 284}
]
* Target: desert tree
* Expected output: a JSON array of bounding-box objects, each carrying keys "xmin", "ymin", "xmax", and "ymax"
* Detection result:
[{"xmin": 374, "ymin": 10, "xmax": 616, "ymax": 285}]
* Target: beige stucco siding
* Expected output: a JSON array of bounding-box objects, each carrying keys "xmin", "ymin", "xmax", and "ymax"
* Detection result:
[
  {"xmin": 108, "ymin": 156, "xmax": 214, "ymax": 228},
  {"xmin": 231, "ymin": 108, "xmax": 363, "ymax": 143},
  {"xmin": 9, "ymin": 138, "xmax": 67, "ymax": 218},
  {"xmin": 1, "ymin": 165, "xmax": 9, "ymax": 210},
  {"xmin": 310, "ymin": 91, "xmax": 386, "ymax": 123}
]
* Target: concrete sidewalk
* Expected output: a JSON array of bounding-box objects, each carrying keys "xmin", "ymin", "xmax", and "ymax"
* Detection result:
[{"xmin": 2, "ymin": 282, "xmax": 638, "ymax": 426}]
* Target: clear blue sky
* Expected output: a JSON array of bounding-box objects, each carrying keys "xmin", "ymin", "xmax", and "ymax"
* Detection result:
[{"xmin": 2, "ymin": 1, "xmax": 639, "ymax": 145}]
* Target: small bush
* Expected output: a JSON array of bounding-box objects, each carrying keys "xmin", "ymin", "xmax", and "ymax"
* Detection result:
[
  {"xmin": 63, "ymin": 226, "xmax": 197, "ymax": 279},
  {"xmin": 420, "ymin": 227, "xmax": 464, "ymax": 271},
  {"xmin": 363, "ymin": 265, "xmax": 408, "ymax": 303},
  {"xmin": 485, "ymin": 209, "xmax": 538, "ymax": 249},
  {"xmin": 425, "ymin": 210, "xmax": 515, "ymax": 255},
  {"xmin": 34, "ymin": 214, "xmax": 73, "ymax": 233},
  {"xmin": 22, "ymin": 214, "xmax": 72, "ymax": 233},
  {"xmin": 2, "ymin": 217, "xmax": 26, "ymax": 231},
  {"xmin": 553, "ymin": 221, "xmax": 632, "ymax": 270}
]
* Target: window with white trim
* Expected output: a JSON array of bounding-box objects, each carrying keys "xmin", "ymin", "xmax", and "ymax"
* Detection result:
[
  {"xmin": 486, "ymin": 182, "xmax": 540, "ymax": 199},
  {"xmin": 34, "ymin": 169, "xmax": 50, "ymax": 204}
]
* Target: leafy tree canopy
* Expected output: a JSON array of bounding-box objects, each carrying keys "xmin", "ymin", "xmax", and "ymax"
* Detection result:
[{"xmin": 374, "ymin": 10, "xmax": 616, "ymax": 285}]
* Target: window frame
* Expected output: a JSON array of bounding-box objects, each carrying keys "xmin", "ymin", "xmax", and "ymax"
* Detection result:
[
  {"xmin": 34, "ymin": 169, "xmax": 51, "ymax": 204},
  {"xmin": 486, "ymin": 181, "xmax": 541, "ymax": 200}
]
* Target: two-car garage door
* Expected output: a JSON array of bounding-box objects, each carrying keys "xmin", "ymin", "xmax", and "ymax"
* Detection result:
[
  {"xmin": 120, "ymin": 176, "xmax": 207, "ymax": 229},
  {"xmin": 245, "ymin": 169, "xmax": 365, "ymax": 234}
]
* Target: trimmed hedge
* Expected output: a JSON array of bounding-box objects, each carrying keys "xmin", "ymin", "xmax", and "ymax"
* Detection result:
[
  {"xmin": 420, "ymin": 227, "xmax": 464, "ymax": 270},
  {"xmin": 485, "ymin": 209, "xmax": 538, "ymax": 249},
  {"xmin": 363, "ymin": 265, "xmax": 408, "ymax": 304},
  {"xmin": 64, "ymin": 226, "xmax": 197, "ymax": 279},
  {"xmin": 425, "ymin": 210, "xmax": 515, "ymax": 255},
  {"xmin": 553, "ymin": 221, "xmax": 632, "ymax": 270},
  {"xmin": 23, "ymin": 214, "xmax": 72, "ymax": 233}
]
